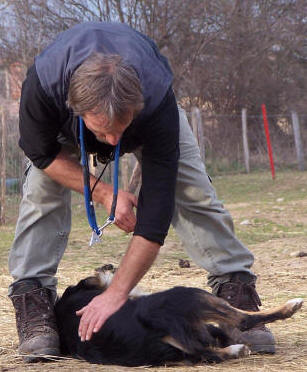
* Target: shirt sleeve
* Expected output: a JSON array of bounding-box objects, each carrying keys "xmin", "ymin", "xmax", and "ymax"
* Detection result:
[
  {"xmin": 18, "ymin": 65, "xmax": 64, "ymax": 169},
  {"xmin": 133, "ymin": 90, "xmax": 179, "ymax": 245}
]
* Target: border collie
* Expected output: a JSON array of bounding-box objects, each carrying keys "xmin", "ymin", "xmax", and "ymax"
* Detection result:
[{"xmin": 55, "ymin": 270, "xmax": 303, "ymax": 366}]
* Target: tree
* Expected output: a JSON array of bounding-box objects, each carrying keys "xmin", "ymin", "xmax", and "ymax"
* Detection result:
[{"xmin": 0, "ymin": 0, "xmax": 305, "ymax": 151}]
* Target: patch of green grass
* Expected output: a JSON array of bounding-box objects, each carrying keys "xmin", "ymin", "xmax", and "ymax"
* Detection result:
[
  {"xmin": 162, "ymin": 248, "xmax": 189, "ymax": 261},
  {"xmin": 206, "ymin": 159, "xmax": 246, "ymax": 175},
  {"xmin": 0, "ymin": 226, "xmax": 15, "ymax": 262},
  {"xmin": 252, "ymin": 217, "xmax": 300, "ymax": 232},
  {"xmin": 213, "ymin": 170, "xmax": 307, "ymax": 204},
  {"xmin": 1, "ymin": 170, "xmax": 306, "ymax": 269},
  {"xmin": 234, "ymin": 214, "xmax": 306, "ymax": 245}
]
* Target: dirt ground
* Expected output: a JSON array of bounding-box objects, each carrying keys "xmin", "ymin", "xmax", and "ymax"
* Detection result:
[{"xmin": 0, "ymin": 170, "xmax": 306, "ymax": 371}]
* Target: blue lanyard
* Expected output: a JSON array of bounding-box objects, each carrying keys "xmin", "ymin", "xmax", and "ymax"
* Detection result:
[{"xmin": 79, "ymin": 117, "xmax": 120, "ymax": 245}]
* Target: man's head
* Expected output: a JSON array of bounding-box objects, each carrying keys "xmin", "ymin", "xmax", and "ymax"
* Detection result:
[{"xmin": 67, "ymin": 53, "xmax": 144, "ymax": 145}]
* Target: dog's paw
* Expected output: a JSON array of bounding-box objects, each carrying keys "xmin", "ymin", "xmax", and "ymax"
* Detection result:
[
  {"xmin": 284, "ymin": 298, "xmax": 304, "ymax": 317},
  {"xmin": 223, "ymin": 344, "xmax": 251, "ymax": 359},
  {"xmin": 95, "ymin": 264, "xmax": 117, "ymax": 273},
  {"xmin": 228, "ymin": 344, "xmax": 251, "ymax": 358}
]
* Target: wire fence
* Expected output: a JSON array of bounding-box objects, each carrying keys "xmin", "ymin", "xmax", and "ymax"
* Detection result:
[
  {"xmin": 1, "ymin": 101, "xmax": 306, "ymax": 224},
  {"xmin": 188, "ymin": 110, "xmax": 307, "ymax": 175}
]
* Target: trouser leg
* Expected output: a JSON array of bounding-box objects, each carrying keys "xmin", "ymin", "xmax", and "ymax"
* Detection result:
[
  {"xmin": 171, "ymin": 107, "xmax": 255, "ymax": 293},
  {"xmin": 8, "ymin": 162, "xmax": 71, "ymax": 300}
]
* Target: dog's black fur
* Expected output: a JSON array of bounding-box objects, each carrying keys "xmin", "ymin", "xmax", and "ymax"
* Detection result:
[{"xmin": 54, "ymin": 273, "xmax": 303, "ymax": 366}]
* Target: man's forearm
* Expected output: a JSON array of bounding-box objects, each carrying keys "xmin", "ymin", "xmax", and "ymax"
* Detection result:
[
  {"xmin": 44, "ymin": 147, "xmax": 112, "ymax": 205},
  {"xmin": 45, "ymin": 150, "xmax": 160, "ymax": 292},
  {"xmin": 107, "ymin": 235, "xmax": 160, "ymax": 298}
]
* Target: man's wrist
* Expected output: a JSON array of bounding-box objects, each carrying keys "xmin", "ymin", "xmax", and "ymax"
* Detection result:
[
  {"xmin": 106, "ymin": 236, "xmax": 160, "ymax": 298},
  {"xmin": 90, "ymin": 178, "xmax": 112, "ymax": 206},
  {"xmin": 104, "ymin": 284, "xmax": 129, "ymax": 301}
]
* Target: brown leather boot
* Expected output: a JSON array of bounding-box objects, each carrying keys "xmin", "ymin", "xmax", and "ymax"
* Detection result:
[
  {"xmin": 9, "ymin": 278, "xmax": 60, "ymax": 362},
  {"xmin": 217, "ymin": 272, "xmax": 275, "ymax": 354}
]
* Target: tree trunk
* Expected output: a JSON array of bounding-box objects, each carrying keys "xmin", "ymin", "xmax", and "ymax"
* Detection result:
[{"xmin": 0, "ymin": 107, "xmax": 7, "ymax": 224}]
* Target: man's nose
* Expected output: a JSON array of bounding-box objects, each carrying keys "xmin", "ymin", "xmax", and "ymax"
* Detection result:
[{"xmin": 105, "ymin": 134, "xmax": 121, "ymax": 146}]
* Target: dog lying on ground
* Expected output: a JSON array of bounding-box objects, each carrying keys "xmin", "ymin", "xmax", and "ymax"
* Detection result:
[{"xmin": 55, "ymin": 269, "xmax": 303, "ymax": 366}]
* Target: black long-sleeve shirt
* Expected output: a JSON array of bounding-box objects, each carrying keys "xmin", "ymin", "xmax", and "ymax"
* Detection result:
[{"xmin": 19, "ymin": 22, "xmax": 179, "ymax": 245}]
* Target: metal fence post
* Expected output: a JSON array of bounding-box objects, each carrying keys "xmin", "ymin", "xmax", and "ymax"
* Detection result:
[
  {"xmin": 241, "ymin": 108, "xmax": 250, "ymax": 173},
  {"xmin": 291, "ymin": 111, "xmax": 305, "ymax": 171}
]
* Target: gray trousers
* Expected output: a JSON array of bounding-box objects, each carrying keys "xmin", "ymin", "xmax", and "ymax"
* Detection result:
[{"xmin": 8, "ymin": 107, "xmax": 255, "ymax": 296}]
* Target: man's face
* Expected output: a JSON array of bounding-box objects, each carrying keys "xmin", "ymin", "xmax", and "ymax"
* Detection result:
[{"xmin": 83, "ymin": 111, "xmax": 133, "ymax": 146}]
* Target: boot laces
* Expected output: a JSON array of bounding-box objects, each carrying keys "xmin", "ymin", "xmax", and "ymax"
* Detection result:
[
  {"xmin": 219, "ymin": 281, "xmax": 262, "ymax": 311},
  {"xmin": 14, "ymin": 288, "xmax": 57, "ymax": 340}
]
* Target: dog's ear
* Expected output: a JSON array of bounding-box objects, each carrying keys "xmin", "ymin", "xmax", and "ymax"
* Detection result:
[
  {"xmin": 79, "ymin": 270, "xmax": 148, "ymax": 298},
  {"xmin": 58, "ymin": 274, "xmax": 110, "ymax": 302},
  {"xmin": 76, "ymin": 276, "xmax": 106, "ymax": 291},
  {"xmin": 56, "ymin": 276, "xmax": 102, "ymax": 301},
  {"xmin": 71, "ymin": 271, "xmax": 115, "ymax": 293}
]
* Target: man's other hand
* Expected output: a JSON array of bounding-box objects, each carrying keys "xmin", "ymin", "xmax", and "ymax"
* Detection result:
[
  {"xmin": 76, "ymin": 290, "xmax": 127, "ymax": 342},
  {"xmin": 113, "ymin": 190, "xmax": 138, "ymax": 232}
]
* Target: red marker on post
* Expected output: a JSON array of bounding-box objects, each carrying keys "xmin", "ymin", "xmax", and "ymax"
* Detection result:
[{"xmin": 261, "ymin": 104, "xmax": 275, "ymax": 180}]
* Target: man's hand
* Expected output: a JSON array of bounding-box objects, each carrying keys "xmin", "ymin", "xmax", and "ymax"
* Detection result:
[
  {"xmin": 113, "ymin": 190, "xmax": 138, "ymax": 232},
  {"xmin": 99, "ymin": 186, "xmax": 138, "ymax": 233},
  {"xmin": 76, "ymin": 236, "xmax": 160, "ymax": 342},
  {"xmin": 44, "ymin": 149, "xmax": 138, "ymax": 233},
  {"xmin": 76, "ymin": 289, "xmax": 127, "ymax": 342}
]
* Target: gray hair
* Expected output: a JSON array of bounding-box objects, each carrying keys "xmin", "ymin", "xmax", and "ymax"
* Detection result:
[{"xmin": 67, "ymin": 53, "xmax": 144, "ymax": 123}]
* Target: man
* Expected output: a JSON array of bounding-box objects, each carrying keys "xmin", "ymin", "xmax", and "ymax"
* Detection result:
[{"xmin": 8, "ymin": 22, "xmax": 275, "ymax": 362}]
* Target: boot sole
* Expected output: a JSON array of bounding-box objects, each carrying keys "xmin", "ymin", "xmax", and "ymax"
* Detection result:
[
  {"xmin": 250, "ymin": 344, "xmax": 276, "ymax": 354},
  {"xmin": 21, "ymin": 348, "xmax": 60, "ymax": 363}
]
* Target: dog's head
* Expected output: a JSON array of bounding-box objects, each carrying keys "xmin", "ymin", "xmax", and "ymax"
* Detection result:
[{"xmin": 58, "ymin": 266, "xmax": 147, "ymax": 304}]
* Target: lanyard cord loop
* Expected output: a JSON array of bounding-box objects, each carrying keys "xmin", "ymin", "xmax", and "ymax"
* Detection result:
[
  {"xmin": 110, "ymin": 142, "xmax": 120, "ymax": 220},
  {"xmin": 79, "ymin": 117, "xmax": 120, "ymax": 242}
]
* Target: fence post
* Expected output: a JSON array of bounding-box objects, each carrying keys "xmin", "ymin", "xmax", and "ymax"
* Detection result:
[
  {"xmin": 121, "ymin": 154, "xmax": 130, "ymax": 191},
  {"xmin": 128, "ymin": 161, "xmax": 141, "ymax": 194},
  {"xmin": 261, "ymin": 104, "xmax": 275, "ymax": 180},
  {"xmin": 291, "ymin": 111, "xmax": 305, "ymax": 171},
  {"xmin": 0, "ymin": 107, "xmax": 7, "ymax": 224},
  {"xmin": 88, "ymin": 154, "xmax": 96, "ymax": 180},
  {"xmin": 241, "ymin": 108, "xmax": 250, "ymax": 173},
  {"xmin": 191, "ymin": 107, "xmax": 205, "ymax": 162}
]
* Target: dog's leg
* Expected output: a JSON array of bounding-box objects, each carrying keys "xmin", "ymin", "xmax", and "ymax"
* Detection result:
[
  {"xmin": 197, "ymin": 292, "xmax": 303, "ymax": 331},
  {"xmin": 162, "ymin": 336, "xmax": 250, "ymax": 363},
  {"xmin": 237, "ymin": 298, "xmax": 304, "ymax": 331},
  {"xmin": 211, "ymin": 344, "xmax": 251, "ymax": 360}
]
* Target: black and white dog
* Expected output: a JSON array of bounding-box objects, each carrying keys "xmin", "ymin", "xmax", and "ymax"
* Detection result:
[{"xmin": 55, "ymin": 269, "xmax": 303, "ymax": 366}]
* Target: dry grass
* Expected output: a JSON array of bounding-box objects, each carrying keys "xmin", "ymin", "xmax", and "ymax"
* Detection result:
[{"xmin": 0, "ymin": 170, "xmax": 306, "ymax": 371}]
